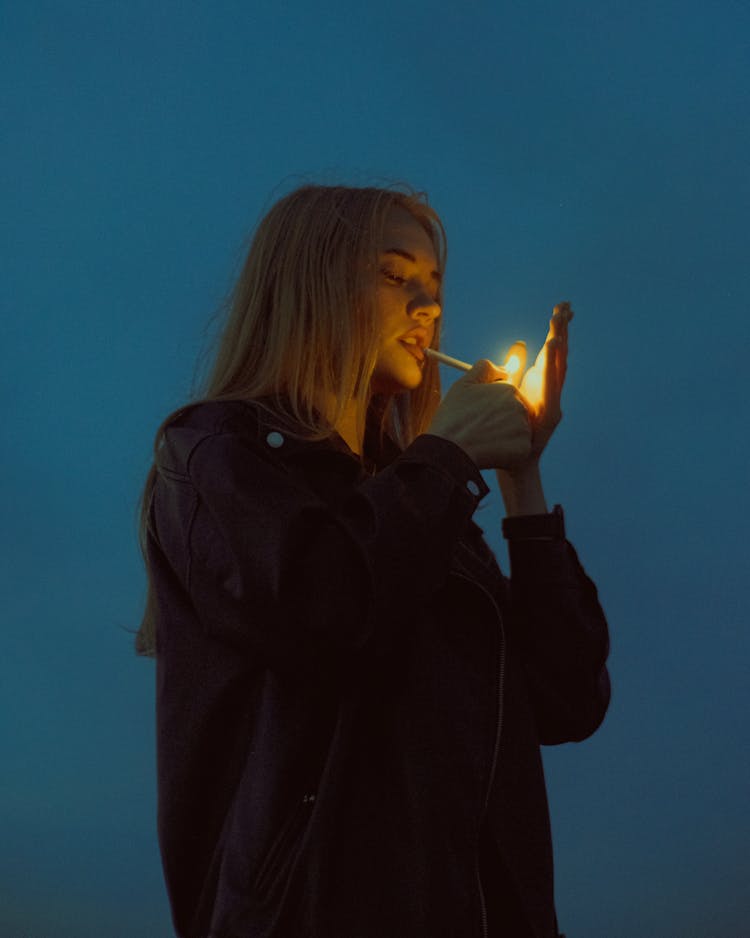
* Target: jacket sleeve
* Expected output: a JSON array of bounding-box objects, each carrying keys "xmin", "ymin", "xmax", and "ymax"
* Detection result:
[
  {"xmin": 505, "ymin": 534, "xmax": 611, "ymax": 744},
  {"xmin": 181, "ymin": 428, "xmax": 488, "ymax": 676}
]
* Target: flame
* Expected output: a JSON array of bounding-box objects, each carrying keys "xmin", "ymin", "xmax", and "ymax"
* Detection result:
[
  {"xmin": 504, "ymin": 354, "xmax": 521, "ymax": 375},
  {"xmin": 498, "ymin": 334, "xmax": 553, "ymax": 413}
]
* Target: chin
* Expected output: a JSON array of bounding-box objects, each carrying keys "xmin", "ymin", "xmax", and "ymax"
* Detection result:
[{"xmin": 372, "ymin": 369, "xmax": 424, "ymax": 396}]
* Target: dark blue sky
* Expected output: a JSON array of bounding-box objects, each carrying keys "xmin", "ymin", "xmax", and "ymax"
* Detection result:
[{"xmin": 3, "ymin": 2, "xmax": 748, "ymax": 935}]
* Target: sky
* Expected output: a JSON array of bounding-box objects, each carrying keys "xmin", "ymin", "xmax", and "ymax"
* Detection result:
[{"xmin": 2, "ymin": 1, "xmax": 749, "ymax": 935}]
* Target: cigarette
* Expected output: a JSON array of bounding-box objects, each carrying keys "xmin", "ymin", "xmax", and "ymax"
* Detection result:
[
  {"xmin": 423, "ymin": 348, "xmax": 473, "ymax": 372},
  {"xmin": 424, "ymin": 347, "xmax": 508, "ymax": 378}
]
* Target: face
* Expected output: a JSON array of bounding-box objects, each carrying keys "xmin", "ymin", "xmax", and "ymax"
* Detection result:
[{"xmin": 370, "ymin": 205, "xmax": 442, "ymax": 396}]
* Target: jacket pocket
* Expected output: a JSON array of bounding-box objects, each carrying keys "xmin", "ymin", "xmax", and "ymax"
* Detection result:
[{"xmin": 254, "ymin": 793, "xmax": 315, "ymax": 897}]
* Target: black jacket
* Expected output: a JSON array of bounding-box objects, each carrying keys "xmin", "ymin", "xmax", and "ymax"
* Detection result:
[{"xmin": 147, "ymin": 399, "xmax": 610, "ymax": 938}]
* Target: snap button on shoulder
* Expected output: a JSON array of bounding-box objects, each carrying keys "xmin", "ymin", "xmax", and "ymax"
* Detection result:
[
  {"xmin": 266, "ymin": 431, "xmax": 285, "ymax": 448},
  {"xmin": 466, "ymin": 479, "xmax": 481, "ymax": 497}
]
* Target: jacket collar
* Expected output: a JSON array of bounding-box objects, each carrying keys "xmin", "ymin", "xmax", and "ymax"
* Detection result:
[{"xmin": 245, "ymin": 396, "xmax": 403, "ymax": 476}]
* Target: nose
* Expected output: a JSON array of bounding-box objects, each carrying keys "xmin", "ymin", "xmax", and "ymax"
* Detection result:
[{"xmin": 408, "ymin": 289, "xmax": 441, "ymax": 324}]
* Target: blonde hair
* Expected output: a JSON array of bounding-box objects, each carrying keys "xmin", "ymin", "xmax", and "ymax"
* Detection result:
[{"xmin": 134, "ymin": 183, "xmax": 447, "ymax": 656}]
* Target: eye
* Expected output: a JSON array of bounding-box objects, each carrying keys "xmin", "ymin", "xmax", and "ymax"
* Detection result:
[
  {"xmin": 380, "ymin": 266, "xmax": 406, "ymax": 285},
  {"xmin": 380, "ymin": 266, "xmax": 441, "ymax": 305}
]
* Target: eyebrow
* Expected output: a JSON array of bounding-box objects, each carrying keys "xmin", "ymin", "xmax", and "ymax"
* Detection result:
[{"xmin": 382, "ymin": 248, "xmax": 442, "ymax": 284}]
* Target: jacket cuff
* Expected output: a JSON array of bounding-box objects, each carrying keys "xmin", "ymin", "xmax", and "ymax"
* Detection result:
[
  {"xmin": 504, "ymin": 506, "xmax": 572, "ymax": 584},
  {"xmin": 399, "ymin": 434, "xmax": 490, "ymax": 506},
  {"xmin": 502, "ymin": 504, "xmax": 566, "ymax": 541}
]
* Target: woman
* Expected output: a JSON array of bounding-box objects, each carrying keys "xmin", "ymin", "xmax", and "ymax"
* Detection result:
[{"xmin": 136, "ymin": 184, "xmax": 610, "ymax": 938}]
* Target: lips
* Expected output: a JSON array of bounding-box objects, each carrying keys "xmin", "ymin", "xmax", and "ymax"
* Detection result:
[
  {"xmin": 399, "ymin": 339, "xmax": 425, "ymax": 363},
  {"xmin": 398, "ymin": 328, "xmax": 429, "ymax": 365}
]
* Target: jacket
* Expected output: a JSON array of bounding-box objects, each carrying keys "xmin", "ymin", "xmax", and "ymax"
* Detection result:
[{"xmin": 146, "ymin": 398, "xmax": 611, "ymax": 938}]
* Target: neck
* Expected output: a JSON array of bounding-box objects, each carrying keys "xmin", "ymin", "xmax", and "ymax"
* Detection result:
[
  {"xmin": 314, "ymin": 393, "xmax": 364, "ymax": 456},
  {"xmin": 334, "ymin": 400, "xmax": 362, "ymax": 455}
]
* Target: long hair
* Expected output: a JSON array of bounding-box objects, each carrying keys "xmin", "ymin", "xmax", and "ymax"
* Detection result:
[{"xmin": 134, "ymin": 183, "xmax": 447, "ymax": 656}]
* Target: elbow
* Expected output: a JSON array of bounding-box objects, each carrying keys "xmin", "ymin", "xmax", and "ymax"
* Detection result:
[{"xmin": 537, "ymin": 666, "xmax": 612, "ymax": 745}]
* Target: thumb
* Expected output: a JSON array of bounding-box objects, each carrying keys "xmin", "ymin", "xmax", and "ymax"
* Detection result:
[{"xmin": 465, "ymin": 358, "xmax": 508, "ymax": 384}]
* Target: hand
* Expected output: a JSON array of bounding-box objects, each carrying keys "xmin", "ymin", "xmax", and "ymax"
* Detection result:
[
  {"xmin": 495, "ymin": 301, "xmax": 573, "ymax": 515},
  {"xmin": 506, "ymin": 301, "xmax": 573, "ymax": 462},
  {"xmin": 427, "ymin": 359, "xmax": 532, "ymax": 470}
]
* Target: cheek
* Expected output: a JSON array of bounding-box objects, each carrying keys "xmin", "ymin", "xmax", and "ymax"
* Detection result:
[
  {"xmin": 377, "ymin": 297, "xmax": 407, "ymax": 337},
  {"xmin": 374, "ymin": 288, "xmax": 394, "ymax": 319}
]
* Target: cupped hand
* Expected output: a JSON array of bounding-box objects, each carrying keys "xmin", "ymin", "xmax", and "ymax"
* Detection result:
[
  {"xmin": 427, "ymin": 358, "xmax": 532, "ymax": 471},
  {"xmin": 515, "ymin": 300, "xmax": 573, "ymax": 461}
]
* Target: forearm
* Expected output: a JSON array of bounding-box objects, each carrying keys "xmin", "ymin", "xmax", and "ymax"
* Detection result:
[
  {"xmin": 496, "ymin": 459, "xmax": 548, "ymax": 516},
  {"xmin": 505, "ymin": 535, "xmax": 611, "ymax": 743}
]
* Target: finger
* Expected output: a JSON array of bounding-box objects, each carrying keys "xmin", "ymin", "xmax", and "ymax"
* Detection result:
[
  {"xmin": 557, "ymin": 326, "xmax": 568, "ymax": 388},
  {"xmin": 513, "ymin": 384, "xmax": 534, "ymax": 421},
  {"xmin": 550, "ymin": 305, "xmax": 572, "ymax": 340},
  {"xmin": 542, "ymin": 336, "xmax": 562, "ymax": 415},
  {"xmin": 466, "ymin": 358, "xmax": 508, "ymax": 384},
  {"xmin": 556, "ymin": 309, "xmax": 570, "ymax": 386},
  {"xmin": 550, "ymin": 304, "xmax": 572, "ymax": 387},
  {"xmin": 553, "ymin": 300, "xmax": 574, "ymax": 324},
  {"xmin": 533, "ymin": 340, "xmax": 546, "ymax": 370},
  {"xmin": 541, "ymin": 305, "xmax": 570, "ymax": 349}
]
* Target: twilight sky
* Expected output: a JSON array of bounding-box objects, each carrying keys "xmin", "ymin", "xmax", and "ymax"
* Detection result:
[{"xmin": 2, "ymin": 2, "xmax": 749, "ymax": 935}]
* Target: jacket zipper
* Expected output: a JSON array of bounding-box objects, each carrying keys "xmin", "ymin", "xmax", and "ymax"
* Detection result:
[{"xmin": 453, "ymin": 572, "xmax": 506, "ymax": 938}]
